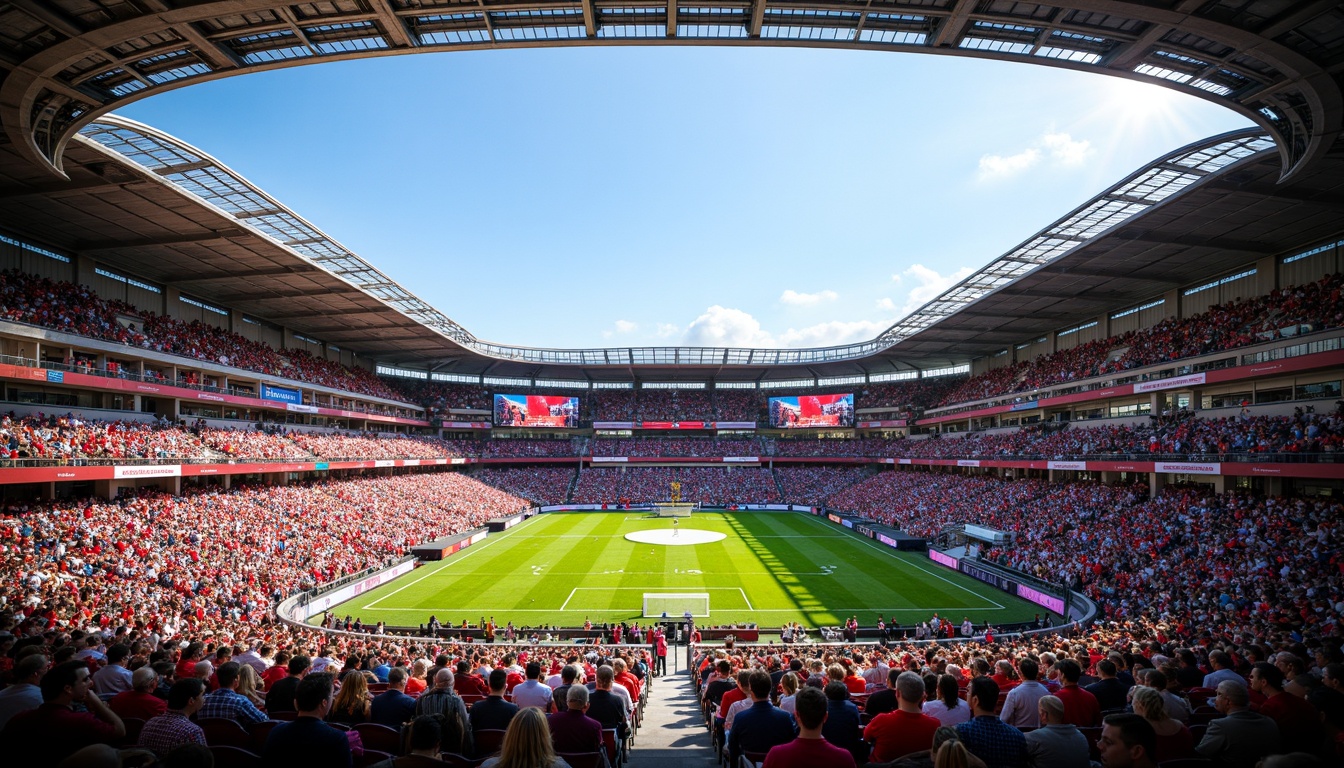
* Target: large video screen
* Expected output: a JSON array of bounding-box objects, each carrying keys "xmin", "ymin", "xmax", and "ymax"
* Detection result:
[
  {"xmin": 768, "ymin": 393, "xmax": 854, "ymax": 429},
  {"xmin": 493, "ymin": 394, "xmax": 580, "ymax": 428}
]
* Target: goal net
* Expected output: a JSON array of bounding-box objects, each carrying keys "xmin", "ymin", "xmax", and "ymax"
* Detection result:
[
  {"xmin": 654, "ymin": 503, "xmax": 695, "ymax": 518},
  {"xmin": 643, "ymin": 592, "xmax": 710, "ymax": 618}
]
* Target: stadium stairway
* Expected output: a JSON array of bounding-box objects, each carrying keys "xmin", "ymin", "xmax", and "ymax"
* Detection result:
[{"xmin": 629, "ymin": 662, "xmax": 716, "ymax": 767}]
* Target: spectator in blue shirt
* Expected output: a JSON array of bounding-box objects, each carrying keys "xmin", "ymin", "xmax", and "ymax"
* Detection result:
[
  {"xmin": 955, "ymin": 677, "xmax": 1025, "ymax": 768},
  {"xmin": 370, "ymin": 667, "xmax": 417, "ymax": 729},
  {"xmin": 197, "ymin": 662, "xmax": 266, "ymax": 724},
  {"xmin": 728, "ymin": 670, "xmax": 796, "ymax": 766}
]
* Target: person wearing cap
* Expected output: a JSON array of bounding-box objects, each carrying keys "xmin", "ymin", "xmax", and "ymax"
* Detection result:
[{"xmin": 109, "ymin": 666, "xmax": 167, "ymax": 721}]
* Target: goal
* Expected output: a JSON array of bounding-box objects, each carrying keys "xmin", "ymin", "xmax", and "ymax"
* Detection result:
[
  {"xmin": 654, "ymin": 503, "xmax": 695, "ymax": 518},
  {"xmin": 643, "ymin": 592, "xmax": 710, "ymax": 618}
]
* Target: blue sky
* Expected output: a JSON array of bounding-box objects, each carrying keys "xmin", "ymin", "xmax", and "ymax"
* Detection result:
[{"xmin": 117, "ymin": 46, "xmax": 1253, "ymax": 350}]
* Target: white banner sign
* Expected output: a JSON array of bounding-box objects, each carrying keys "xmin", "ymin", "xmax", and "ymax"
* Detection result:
[
  {"xmin": 1154, "ymin": 461, "xmax": 1222, "ymax": 475},
  {"xmin": 1134, "ymin": 373, "xmax": 1206, "ymax": 393},
  {"xmin": 373, "ymin": 459, "xmax": 396, "ymax": 468},
  {"xmin": 956, "ymin": 459, "xmax": 981, "ymax": 467},
  {"xmin": 592, "ymin": 456, "xmax": 629, "ymax": 463},
  {"xmin": 114, "ymin": 464, "xmax": 181, "ymax": 479},
  {"xmin": 1047, "ymin": 461, "xmax": 1087, "ymax": 471},
  {"xmin": 723, "ymin": 456, "xmax": 760, "ymax": 463}
]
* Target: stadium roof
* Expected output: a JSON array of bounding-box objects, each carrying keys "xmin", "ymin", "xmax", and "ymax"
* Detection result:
[
  {"xmin": 0, "ymin": 2, "xmax": 1341, "ymax": 382},
  {"xmin": 0, "ymin": 1, "xmax": 1340, "ymax": 183},
  {"xmin": 1, "ymin": 116, "xmax": 1340, "ymax": 383}
]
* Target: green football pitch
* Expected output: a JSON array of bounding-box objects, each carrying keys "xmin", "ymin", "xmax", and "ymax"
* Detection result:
[{"xmin": 323, "ymin": 511, "xmax": 1045, "ymax": 629}]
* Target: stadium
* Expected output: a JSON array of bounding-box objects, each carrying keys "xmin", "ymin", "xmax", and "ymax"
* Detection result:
[{"xmin": 0, "ymin": 1, "xmax": 1342, "ymax": 767}]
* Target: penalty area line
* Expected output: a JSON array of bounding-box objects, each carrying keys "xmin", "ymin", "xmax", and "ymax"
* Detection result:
[
  {"xmin": 361, "ymin": 534, "xmax": 512, "ymax": 610},
  {"xmin": 796, "ymin": 513, "xmax": 1007, "ymax": 610}
]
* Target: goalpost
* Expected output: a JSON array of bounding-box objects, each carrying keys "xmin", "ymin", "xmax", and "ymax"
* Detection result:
[
  {"xmin": 643, "ymin": 592, "xmax": 710, "ymax": 618},
  {"xmin": 654, "ymin": 503, "xmax": 696, "ymax": 518}
]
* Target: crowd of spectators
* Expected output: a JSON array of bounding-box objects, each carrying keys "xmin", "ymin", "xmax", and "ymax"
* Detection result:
[
  {"xmin": 590, "ymin": 390, "xmax": 637, "ymax": 421},
  {"xmin": 197, "ymin": 425, "xmax": 314, "ymax": 461},
  {"xmin": 935, "ymin": 273, "xmax": 1344, "ymax": 408},
  {"xmin": 287, "ymin": 432, "xmax": 457, "ymax": 461},
  {"xmin": 589, "ymin": 437, "xmax": 761, "ymax": 457},
  {"xmin": 483, "ymin": 438, "xmax": 583, "ymax": 458},
  {"xmin": 473, "ymin": 468, "xmax": 576, "ymax": 506},
  {"xmin": 713, "ymin": 390, "xmax": 761, "ymax": 422},
  {"xmin": 0, "ymin": 413, "xmax": 218, "ymax": 463},
  {"xmin": 569, "ymin": 467, "xmax": 781, "ymax": 506},
  {"xmin": 0, "ymin": 472, "xmax": 526, "ymax": 650},
  {"xmin": 0, "ymin": 270, "xmax": 412, "ymax": 404},
  {"xmin": 774, "ymin": 466, "xmax": 873, "ymax": 507},
  {"xmin": 635, "ymin": 390, "xmax": 715, "ymax": 421},
  {"xmin": 393, "ymin": 382, "xmax": 492, "ymax": 415}
]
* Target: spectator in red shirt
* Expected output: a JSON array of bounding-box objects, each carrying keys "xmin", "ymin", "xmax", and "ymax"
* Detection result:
[
  {"xmin": 864, "ymin": 671, "xmax": 942, "ymax": 762},
  {"xmin": 764, "ymin": 686, "xmax": 856, "ymax": 768},
  {"xmin": 1250, "ymin": 662, "xmax": 1321, "ymax": 753},
  {"xmin": 0, "ymin": 660, "xmax": 126, "ymax": 764},
  {"xmin": 108, "ymin": 666, "xmax": 167, "ymax": 721},
  {"xmin": 1052, "ymin": 659, "xmax": 1101, "ymax": 728}
]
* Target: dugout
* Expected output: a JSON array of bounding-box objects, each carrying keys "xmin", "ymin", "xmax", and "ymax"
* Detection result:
[
  {"xmin": 856, "ymin": 522, "xmax": 928, "ymax": 551},
  {"xmin": 411, "ymin": 528, "xmax": 485, "ymax": 561}
]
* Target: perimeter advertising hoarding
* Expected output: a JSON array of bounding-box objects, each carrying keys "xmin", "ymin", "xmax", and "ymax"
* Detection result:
[
  {"xmin": 493, "ymin": 394, "xmax": 580, "ymax": 428},
  {"xmin": 768, "ymin": 393, "xmax": 854, "ymax": 428}
]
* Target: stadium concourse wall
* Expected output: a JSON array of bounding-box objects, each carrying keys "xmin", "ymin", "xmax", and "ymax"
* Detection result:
[{"xmin": 0, "ymin": 322, "xmax": 430, "ymax": 427}]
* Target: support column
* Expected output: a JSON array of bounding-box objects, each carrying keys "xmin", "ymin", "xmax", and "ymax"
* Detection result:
[{"xmin": 1150, "ymin": 471, "xmax": 1167, "ymax": 498}]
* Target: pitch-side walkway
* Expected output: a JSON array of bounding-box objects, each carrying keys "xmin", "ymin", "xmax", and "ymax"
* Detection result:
[{"xmin": 629, "ymin": 653, "xmax": 717, "ymax": 768}]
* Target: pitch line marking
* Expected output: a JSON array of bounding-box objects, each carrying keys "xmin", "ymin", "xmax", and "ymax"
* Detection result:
[
  {"xmin": 360, "ymin": 530, "xmax": 521, "ymax": 609},
  {"xmin": 354, "ymin": 606, "xmax": 998, "ymax": 613},
  {"xmin": 795, "ymin": 514, "xmax": 1006, "ymax": 610}
]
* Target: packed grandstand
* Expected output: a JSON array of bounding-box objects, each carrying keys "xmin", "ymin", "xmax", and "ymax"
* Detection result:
[
  {"xmin": 1, "ymin": 248, "xmax": 1343, "ymax": 766},
  {"xmin": 1, "ymin": 1, "xmax": 1344, "ymax": 765}
]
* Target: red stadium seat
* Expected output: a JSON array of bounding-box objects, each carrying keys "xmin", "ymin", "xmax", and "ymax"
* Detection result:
[
  {"xmin": 353, "ymin": 722, "xmax": 402, "ymax": 755},
  {"xmin": 208, "ymin": 745, "xmax": 262, "ymax": 768},
  {"xmin": 199, "ymin": 718, "xmax": 252, "ymax": 749}
]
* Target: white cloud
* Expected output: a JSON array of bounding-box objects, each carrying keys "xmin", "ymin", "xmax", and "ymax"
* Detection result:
[
  {"xmin": 897, "ymin": 263, "xmax": 975, "ymax": 316},
  {"xmin": 676, "ymin": 264, "xmax": 974, "ymax": 349},
  {"xmin": 682, "ymin": 306, "xmax": 776, "ymax": 347},
  {"xmin": 778, "ymin": 319, "xmax": 889, "ymax": 348},
  {"xmin": 1041, "ymin": 131, "xmax": 1092, "ymax": 166},
  {"xmin": 779, "ymin": 289, "xmax": 839, "ymax": 306},
  {"xmin": 655, "ymin": 323, "xmax": 679, "ymax": 338},
  {"xmin": 976, "ymin": 130, "xmax": 1093, "ymax": 181},
  {"xmin": 978, "ymin": 147, "xmax": 1041, "ymax": 181},
  {"xmin": 601, "ymin": 319, "xmax": 638, "ymax": 338}
]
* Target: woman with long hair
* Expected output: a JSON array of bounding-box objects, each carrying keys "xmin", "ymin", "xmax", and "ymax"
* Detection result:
[
  {"xmin": 480, "ymin": 707, "xmax": 571, "ymax": 768},
  {"xmin": 1131, "ymin": 685, "xmax": 1195, "ymax": 761},
  {"xmin": 778, "ymin": 672, "xmax": 800, "ymax": 714},
  {"xmin": 236, "ymin": 663, "xmax": 266, "ymax": 709},
  {"xmin": 328, "ymin": 669, "xmax": 371, "ymax": 725},
  {"xmin": 922, "ymin": 674, "xmax": 972, "ymax": 726}
]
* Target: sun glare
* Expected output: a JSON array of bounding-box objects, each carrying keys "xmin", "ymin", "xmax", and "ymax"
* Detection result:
[{"xmin": 1100, "ymin": 76, "xmax": 1189, "ymax": 127}]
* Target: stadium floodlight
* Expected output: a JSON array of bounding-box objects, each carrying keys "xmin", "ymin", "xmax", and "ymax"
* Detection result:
[{"xmin": 643, "ymin": 593, "xmax": 710, "ymax": 619}]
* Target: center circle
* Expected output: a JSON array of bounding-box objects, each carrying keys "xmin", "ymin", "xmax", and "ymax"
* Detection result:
[{"xmin": 625, "ymin": 529, "xmax": 727, "ymax": 546}]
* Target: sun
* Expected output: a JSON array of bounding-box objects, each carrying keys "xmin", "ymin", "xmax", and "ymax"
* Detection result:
[{"xmin": 1096, "ymin": 76, "xmax": 1193, "ymax": 132}]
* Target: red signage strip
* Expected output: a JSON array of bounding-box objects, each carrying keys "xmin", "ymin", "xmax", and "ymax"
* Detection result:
[
  {"xmin": 0, "ymin": 363, "xmax": 429, "ymax": 427},
  {"xmin": 2, "ymin": 456, "xmax": 1338, "ymax": 486},
  {"xmin": 918, "ymin": 348, "xmax": 1344, "ymax": 426}
]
